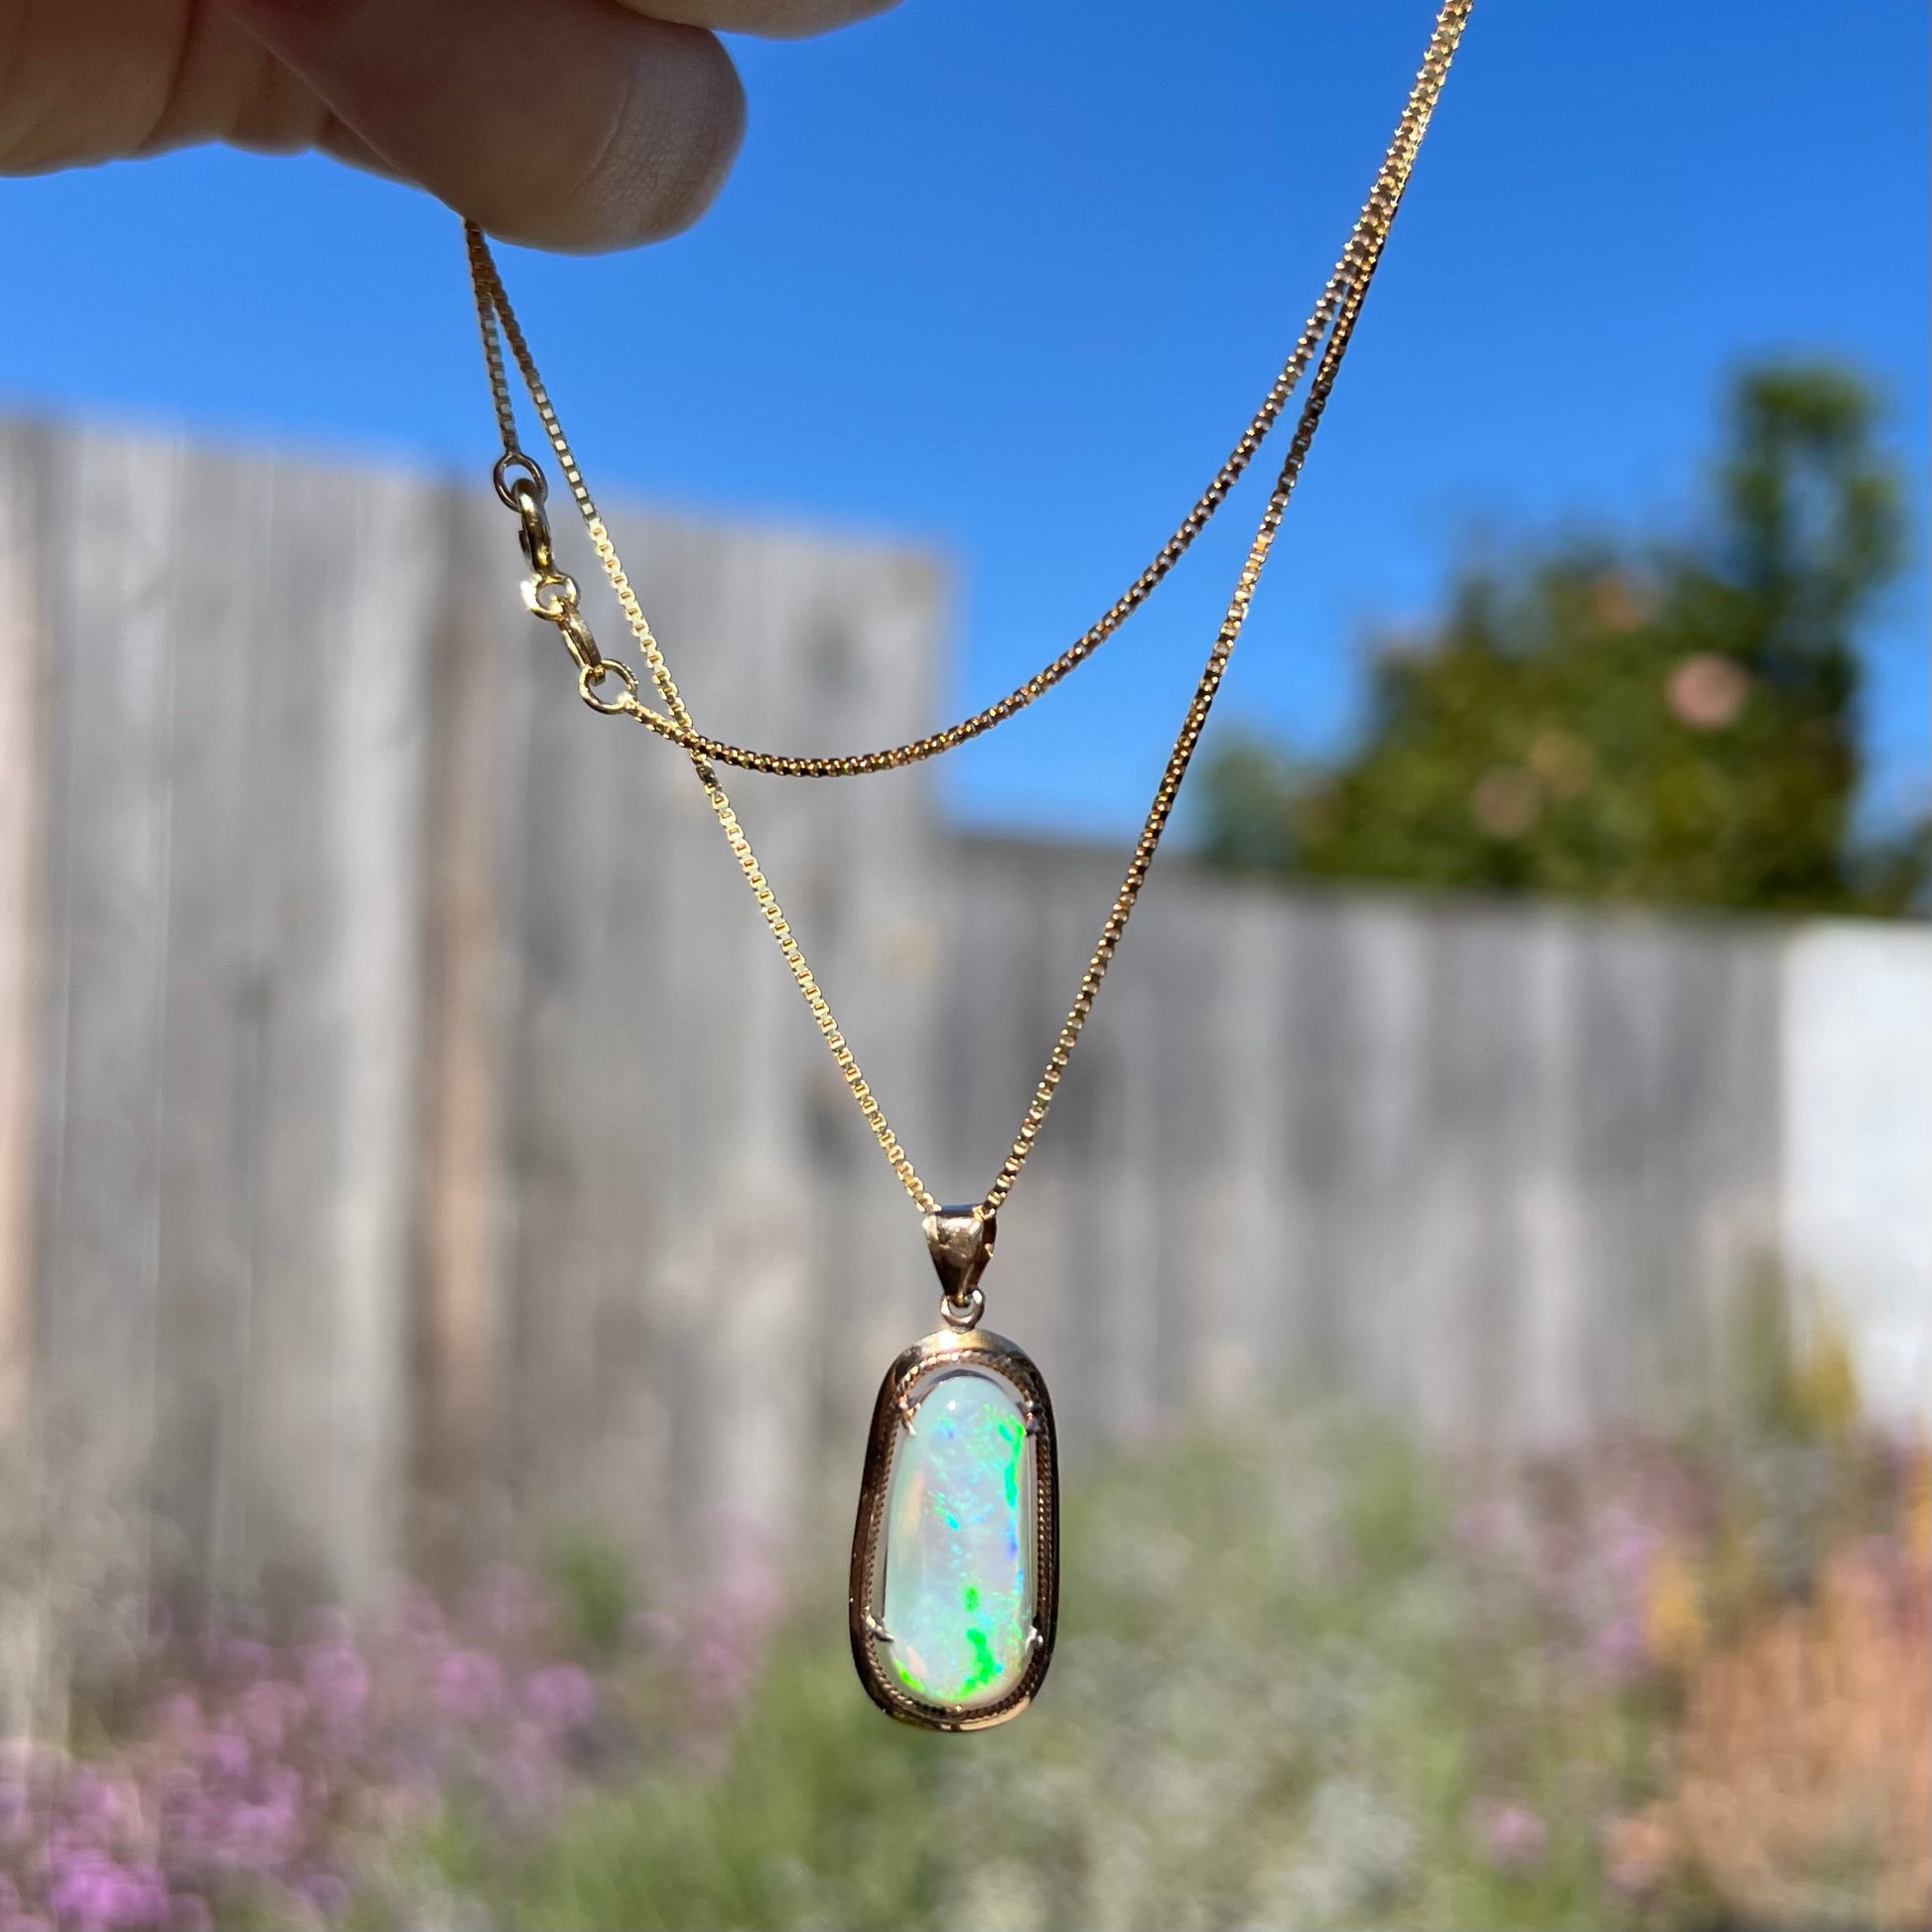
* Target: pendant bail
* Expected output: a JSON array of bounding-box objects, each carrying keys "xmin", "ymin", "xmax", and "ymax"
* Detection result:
[{"xmin": 923, "ymin": 1206, "xmax": 996, "ymax": 1331}]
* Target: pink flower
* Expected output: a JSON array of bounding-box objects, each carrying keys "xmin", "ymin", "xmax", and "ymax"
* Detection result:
[
  {"xmin": 435, "ymin": 1649, "xmax": 506, "ymax": 1723},
  {"xmin": 522, "ymin": 1665, "xmax": 597, "ymax": 1735},
  {"xmin": 1603, "ymin": 1813, "xmax": 1671, "ymax": 1896},
  {"xmin": 1666, "ymin": 652, "xmax": 1749, "ymax": 730},
  {"xmin": 1591, "ymin": 1611, "xmax": 1649, "ymax": 1682},
  {"xmin": 237, "ymin": 1681, "xmax": 305, "ymax": 1753},
  {"xmin": 213, "ymin": 1638, "xmax": 271, "ymax": 1687},
  {"xmin": 0, "ymin": 1587, "xmax": 641, "ymax": 1932},
  {"xmin": 47, "ymin": 1850, "xmax": 168, "ymax": 1932},
  {"xmin": 196, "ymin": 1725, "xmax": 250, "ymax": 1785},
  {"xmin": 60, "ymin": 1770, "xmax": 119, "ymax": 1831},
  {"xmin": 1472, "ymin": 1799, "xmax": 1549, "ymax": 1874},
  {"xmin": 301, "ymin": 1643, "xmax": 371, "ymax": 1735},
  {"xmin": 212, "ymin": 1787, "xmax": 302, "ymax": 1871},
  {"xmin": 301, "ymin": 1871, "xmax": 351, "ymax": 1923},
  {"xmin": 1601, "ymin": 1507, "xmax": 1660, "ymax": 1591}
]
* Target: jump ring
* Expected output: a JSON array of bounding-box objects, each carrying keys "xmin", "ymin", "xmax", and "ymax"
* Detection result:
[
  {"xmin": 580, "ymin": 658, "xmax": 639, "ymax": 717},
  {"xmin": 493, "ymin": 451, "xmax": 548, "ymax": 510},
  {"xmin": 522, "ymin": 573, "xmax": 579, "ymax": 620},
  {"xmin": 939, "ymin": 1288, "xmax": 985, "ymax": 1333}
]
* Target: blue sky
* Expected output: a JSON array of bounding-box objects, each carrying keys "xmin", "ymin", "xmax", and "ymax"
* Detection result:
[{"xmin": 1, "ymin": 0, "xmax": 1925, "ymax": 839}]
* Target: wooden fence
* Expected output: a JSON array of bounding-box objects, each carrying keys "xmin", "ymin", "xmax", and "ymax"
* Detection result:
[{"xmin": 0, "ymin": 420, "xmax": 1924, "ymax": 1658}]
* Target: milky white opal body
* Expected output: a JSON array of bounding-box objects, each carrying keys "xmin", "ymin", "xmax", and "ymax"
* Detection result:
[{"xmin": 881, "ymin": 1368, "xmax": 1034, "ymax": 1711}]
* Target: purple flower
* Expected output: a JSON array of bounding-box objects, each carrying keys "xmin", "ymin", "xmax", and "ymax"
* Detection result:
[
  {"xmin": 118, "ymin": 1864, "xmax": 170, "ymax": 1931},
  {"xmin": 1472, "ymin": 1799, "xmax": 1549, "ymax": 1874},
  {"xmin": 301, "ymin": 1642, "xmax": 371, "ymax": 1735},
  {"xmin": 196, "ymin": 1725, "xmax": 250, "ymax": 1786},
  {"xmin": 1603, "ymin": 1510, "xmax": 1660, "ymax": 1592},
  {"xmin": 213, "ymin": 1638, "xmax": 271, "ymax": 1687},
  {"xmin": 47, "ymin": 1850, "xmax": 169, "ymax": 1932},
  {"xmin": 1591, "ymin": 1611, "xmax": 1649, "ymax": 1683},
  {"xmin": 59, "ymin": 1770, "xmax": 118, "ymax": 1831},
  {"xmin": 216, "ymin": 1797, "xmax": 300, "ymax": 1871},
  {"xmin": 237, "ymin": 1681, "xmax": 305, "ymax": 1752},
  {"xmin": 691, "ymin": 1627, "xmax": 764, "ymax": 1709},
  {"xmin": 522, "ymin": 1665, "xmax": 597, "ymax": 1735},
  {"xmin": 302, "ymin": 1870, "xmax": 351, "ymax": 1922},
  {"xmin": 435, "ymin": 1650, "xmax": 505, "ymax": 1723},
  {"xmin": 0, "ymin": 1583, "xmax": 643, "ymax": 1932}
]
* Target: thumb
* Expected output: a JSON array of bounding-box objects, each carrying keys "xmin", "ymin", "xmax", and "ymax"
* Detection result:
[{"xmin": 219, "ymin": 0, "xmax": 746, "ymax": 252}]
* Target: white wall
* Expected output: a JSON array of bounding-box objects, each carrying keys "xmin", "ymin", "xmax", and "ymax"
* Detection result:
[{"xmin": 1781, "ymin": 921, "xmax": 1932, "ymax": 1430}]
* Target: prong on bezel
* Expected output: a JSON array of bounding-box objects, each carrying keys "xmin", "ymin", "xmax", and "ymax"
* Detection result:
[{"xmin": 864, "ymin": 1612, "xmax": 896, "ymax": 1646}]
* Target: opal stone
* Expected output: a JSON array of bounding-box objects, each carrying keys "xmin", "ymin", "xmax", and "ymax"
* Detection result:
[{"xmin": 881, "ymin": 1367, "xmax": 1034, "ymax": 1711}]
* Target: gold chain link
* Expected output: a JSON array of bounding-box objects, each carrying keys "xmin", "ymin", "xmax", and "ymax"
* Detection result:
[{"xmin": 469, "ymin": 0, "xmax": 1471, "ymax": 1223}]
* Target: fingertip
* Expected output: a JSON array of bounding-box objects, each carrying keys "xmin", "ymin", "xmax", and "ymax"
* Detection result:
[
  {"xmin": 569, "ymin": 23, "xmax": 747, "ymax": 251},
  {"xmin": 218, "ymin": 0, "xmax": 749, "ymax": 253}
]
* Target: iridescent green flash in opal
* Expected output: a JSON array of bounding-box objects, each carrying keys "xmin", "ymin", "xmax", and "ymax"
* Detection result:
[{"xmin": 881, "ymin": 1369, "xmax": 1033, "ymax": 1710}]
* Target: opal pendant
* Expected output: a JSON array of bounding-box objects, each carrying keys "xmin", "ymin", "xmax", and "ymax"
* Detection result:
[{"xmin": 849, "ymin": 1209, "xmax": 1058, "ymax": 1730}]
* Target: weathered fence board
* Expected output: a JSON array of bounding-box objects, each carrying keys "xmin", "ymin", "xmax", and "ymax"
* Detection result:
[
  {"xmin": 0, "ymin": 419, "xmax": 1923, "ymax": 1642},
  {"xmin": 930, "ymin": 848, "xmax": 1792, "ymax": 1455},
  {"xmin": 0, "ymin": 426, "xmax": 47, "ymax": 1433}
]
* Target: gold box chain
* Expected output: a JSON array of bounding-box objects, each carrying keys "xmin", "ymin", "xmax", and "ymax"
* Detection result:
[{"xmin": 470, "ymin": 0, "xmax": 1473, "ymax": 1226}]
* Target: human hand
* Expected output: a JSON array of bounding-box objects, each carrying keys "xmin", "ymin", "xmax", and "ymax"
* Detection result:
[{"xmin": 0, "ymin": 0, "xmax": 895, "ymax": 252}]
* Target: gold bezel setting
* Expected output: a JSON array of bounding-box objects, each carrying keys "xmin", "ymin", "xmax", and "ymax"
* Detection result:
[{"xmin": 848, "ymin": 1326, "xmax": 1059, "ymax": 1731}]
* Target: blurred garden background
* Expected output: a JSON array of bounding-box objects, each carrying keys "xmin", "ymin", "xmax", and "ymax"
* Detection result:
[{"xmin": 1, "ymin": 1, "xmax": 1928, "ymax": 1928}]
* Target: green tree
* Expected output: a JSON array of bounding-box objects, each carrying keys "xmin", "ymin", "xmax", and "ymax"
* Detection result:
[{"xmin": 1197, "ymin": 362, "xmax": 1924, "ymax": 913}]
